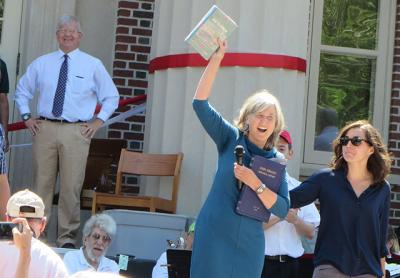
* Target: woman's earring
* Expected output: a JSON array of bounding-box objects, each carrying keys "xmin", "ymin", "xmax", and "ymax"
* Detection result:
[{"xmin": 244, "ymin": 122, "xmax": 249, "ymax": 133}]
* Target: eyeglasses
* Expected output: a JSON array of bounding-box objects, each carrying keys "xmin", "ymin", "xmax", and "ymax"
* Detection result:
[
  {"xmin": 254, "ymin": 114, "xmax": 274, "ymax": 121},
  {"xmin": 90, "ymin": 233, "xmax": 111, "ymax": 243},
  {"xmin": 339, "ymin": 136, "xmax": 369, "ymax": 147},
  {"xmin": 57, "ymin": 29, "xmax": 80, "ymax": 35}
]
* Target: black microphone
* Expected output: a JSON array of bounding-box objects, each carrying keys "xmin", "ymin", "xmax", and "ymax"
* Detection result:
[{"xmin": 234, "ymin": 145, "xmax": 245, "ymax": 190}]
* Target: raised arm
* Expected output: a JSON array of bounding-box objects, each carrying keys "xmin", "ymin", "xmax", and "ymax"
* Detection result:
[{"xmin": 194, "ymin": 40, "xmax": 227, "ymax": 100}]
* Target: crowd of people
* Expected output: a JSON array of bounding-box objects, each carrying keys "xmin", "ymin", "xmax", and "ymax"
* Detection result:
[{"xmin": 0, "ymin": 13, "xmax": 396, "ymax": 278}]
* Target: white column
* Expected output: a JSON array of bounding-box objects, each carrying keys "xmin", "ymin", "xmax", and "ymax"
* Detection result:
[{"xmin": 145, "ymin": 0, "xmax": 311, "ymax": 216}]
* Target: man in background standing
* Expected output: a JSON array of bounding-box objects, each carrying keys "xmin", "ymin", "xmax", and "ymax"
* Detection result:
[
  {"xmin": 261, "ymin": 130, "xmax": 320, "ymax": 278},
  {"xmin": 15, "ymin": 15, "xmax": 119, "ymax": 248},
  {"xmin": 0, "ymin": 58, "xmax": 10, "ymax": 220}
]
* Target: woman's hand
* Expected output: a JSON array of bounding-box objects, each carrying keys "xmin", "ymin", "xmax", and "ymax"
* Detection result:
[
  {"xmin": 210, "ymin": 39, "xmax": 227, "ymax": 62},
  {"xmin": 234, "ymin": 163, "xmax": 261, "ymax": 190}
]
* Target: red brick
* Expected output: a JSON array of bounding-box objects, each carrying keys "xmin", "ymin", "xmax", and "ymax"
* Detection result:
[
  {"xmin": 118, "ymin": 9, "xmax": 131, "ymax": 17},
  {"xmin": 392, "ymin": 99, "xmax": 400, "ymax": 106},
  {"xmin": 114, "ymin": 70, "xmax": 134, "ymax": 78},
  {"xmin": 117, "ymin": 87, "xmax": 132, "ymax": 95},
  {"xmin": 109, "ymin": 131, "xmax": 122, "ymax": 138},
  {"xmin": 392, "ymin": 168, "xmax": 400, "ymax": 175},
  {"xmin": 130, "ymin": 45, "xmax": 151, "ymax": 53},
  {"xmin": 132, "ymin": 10, "xmax": 153, "ymax": 19},
  {"xmin": 118, "ymin": 18, "xmax": 138, "ymax": 26},
  {"xmin": 119, "ymin": 1, "xmax": 139, "ymax": 9},
  {"xmin": 116, "ymin": 35, "xmax": 136, "ymax": 44},
  {"xmin": 129, "ymin": 62, "xmax": 148, "ymax": 70},
  {"xmin": 113, "ymin": 78, "xmax": 126, "ymax": 86},
  {"xmin": 128, "ymin": 79, "xmax": 148, "ymax": 88},
  {"xmin": 390, "ymin": 115, "xmax": 400, "ymax": 123},
  {"xmin": 136, "ymin": 54, "xmax": 148, "ymax": 62},
  {"xmin": 392, "ymin": 202, "xmax": 400, "ymax": 209},
  {"xmin": 131, "ymin": 28, "xmax": 152, "ymax": 36},
  {"xmin": 115, "ymin": 52, "xmax": 136, "ymax": 60},
  {"xmin": 126, "ymin": 115, "xmax": 145, "ymax": 123},
  {"xmin": 123, "ymin": 132, "xmax": 144, "ymax": 140},
  {"xmin": 109, "ymin": 122, "xmax": 130, "ymax": 130},
  {"xmin": 114, "ymin": 60, "xmax": 127, "ymax": 68},
  {"xmin": 116, "ymin": 27, "xmax": 130, "ymax": 34},
  {"xmin": 115, "ymin": 44, "xmax": 128, "ymax": 51}
]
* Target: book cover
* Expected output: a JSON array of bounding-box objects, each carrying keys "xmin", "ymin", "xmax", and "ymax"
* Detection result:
[
  {"xmin": 235, "ymin": 155, "xmax": 286, "ymax": 222},
  {"xmin": 184, "ymin": 5, "xmax": 238, "ymax": 60}
]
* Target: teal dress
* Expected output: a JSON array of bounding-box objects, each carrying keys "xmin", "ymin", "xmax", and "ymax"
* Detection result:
[{"xmin": 190, "ymin": 99, "xmax": 290, "ymax": 278}]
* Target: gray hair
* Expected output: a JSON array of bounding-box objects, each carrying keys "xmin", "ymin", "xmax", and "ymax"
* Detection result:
[
  {"xmin": 56, "ymin": 15, "xmax": 82, "ymax": 33},
  {"xmin": 82, "ymin": 214, "xmax": 117, "ymax": 243}
]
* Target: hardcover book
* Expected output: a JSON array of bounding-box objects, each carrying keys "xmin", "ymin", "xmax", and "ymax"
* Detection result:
[
  {"xmin": 184, "ymin": 5, "xmax": 238, "ymax": 60},
  {"xmin": 236, "ymin": 155, "xmax": 286, "ymax": 222}
]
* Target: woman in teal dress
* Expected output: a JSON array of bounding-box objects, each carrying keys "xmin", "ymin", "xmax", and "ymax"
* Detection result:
[{"xmin": 190, "ymin": 40, "xmax": 290, "ymax": 278}]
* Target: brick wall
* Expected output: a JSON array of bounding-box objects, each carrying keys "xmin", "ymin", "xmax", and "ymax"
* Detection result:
[
  {"xmin": 389, "ymin": 0, "xmax": 400, "ymax": 226},
  {"xmin": 109, "ymin": 0, "xmax": 154, "ymax": 151},
  {"xmin": 108, "ymin": 0, "xmax": 155, "ymax": 191}
]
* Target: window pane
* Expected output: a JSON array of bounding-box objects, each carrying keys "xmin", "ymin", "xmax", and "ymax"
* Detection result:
[
  {"xmin": 321, "ymin": 0, "xmax": 378, "ymax": 49},
  {"xmin": 314, "ymin": 53, "xmax": 375, "ymax": 151},
  {"xmin": 0, "ymin": 0, "xmax": 3, "ymax": 18}
]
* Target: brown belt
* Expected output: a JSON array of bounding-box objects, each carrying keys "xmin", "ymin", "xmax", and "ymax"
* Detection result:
[{"xmin": 39, "ymin": 116, "xmax": 84, "ymax": 123}]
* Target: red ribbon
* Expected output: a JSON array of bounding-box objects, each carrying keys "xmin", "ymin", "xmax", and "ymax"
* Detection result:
[{"xmin": 149, "ymin": 53, "xmax": 306, "ymax": 73}]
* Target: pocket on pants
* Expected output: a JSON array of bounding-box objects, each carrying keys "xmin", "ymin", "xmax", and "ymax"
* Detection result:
[{"xmin": 313, "ymin": 264, "xmax": 338, "ymax": 278}]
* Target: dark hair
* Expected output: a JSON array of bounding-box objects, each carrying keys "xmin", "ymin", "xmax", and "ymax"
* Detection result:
[{"xmin": 329, "ymin": 120, "xmax": 392, "ymax": 184}]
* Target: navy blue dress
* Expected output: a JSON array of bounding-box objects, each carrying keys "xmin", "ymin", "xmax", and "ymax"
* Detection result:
[{"xmin": 190, "ymin": 99, "xmax": 290, "ymax": 278}]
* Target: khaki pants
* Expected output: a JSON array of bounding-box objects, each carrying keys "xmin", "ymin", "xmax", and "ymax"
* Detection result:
[
  {"xmin": 33, "ymin": 120, "xmax": 90, "ymax": 246},
  {"xmin": 313, "ymin": 264, "xmax": 377, "ymax": 278}
]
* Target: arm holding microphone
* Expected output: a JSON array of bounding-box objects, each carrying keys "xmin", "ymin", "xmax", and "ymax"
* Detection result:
[{"xmin": 234, "ymin": 145, "xmax": 244, "ymax": 190}]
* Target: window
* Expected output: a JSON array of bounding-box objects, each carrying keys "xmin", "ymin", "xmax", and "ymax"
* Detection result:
[{"xmin": 303, "ymin": 0, "xmax": 395, "ymax": 169}]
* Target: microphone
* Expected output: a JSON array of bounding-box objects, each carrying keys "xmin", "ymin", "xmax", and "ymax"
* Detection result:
[{"xmin": 234, "ymin": 145, "xmax": 245, "ymax": 190}]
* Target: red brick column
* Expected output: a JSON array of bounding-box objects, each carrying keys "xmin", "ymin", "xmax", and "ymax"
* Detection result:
[
  {"xmin": 389, "ymin": 0, "xmax": 400, "ymax": 226},
  {"xmin": 109, "ymin": 0, "xmax": 154, "ymax": 152}
]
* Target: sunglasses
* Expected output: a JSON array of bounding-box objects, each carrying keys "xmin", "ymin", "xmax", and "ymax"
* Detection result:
[
  {"xmin": 90, "ymin": 233, "xmax": 111, "ymax": 243},
  {"xmin": 339, "ymin": 136, "xmax": 369, "ymax": 147}
]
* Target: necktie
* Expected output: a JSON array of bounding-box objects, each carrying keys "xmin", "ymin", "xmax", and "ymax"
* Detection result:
[{"xmin": 52, "ymin": 54, "xmax": 68, "ymax": 117}]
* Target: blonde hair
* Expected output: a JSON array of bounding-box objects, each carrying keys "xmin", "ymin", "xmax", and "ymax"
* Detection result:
[{"xmin": 234, "ymin": 90, "xmax": 285, "ymax": 149}]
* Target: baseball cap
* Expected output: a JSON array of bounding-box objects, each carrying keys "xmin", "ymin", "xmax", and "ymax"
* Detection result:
[
  {"xmin": 7, "ymin": 189, "xmax": 45, "ymax": 218},
  {"xmin": 279, "ymin": 130, "xmax": 293, "ymax": 145}
]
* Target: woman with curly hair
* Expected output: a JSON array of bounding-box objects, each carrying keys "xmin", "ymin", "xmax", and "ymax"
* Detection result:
[{"xmin": 290, "ymin": 120, "xmax": 392, "ymax": 278}]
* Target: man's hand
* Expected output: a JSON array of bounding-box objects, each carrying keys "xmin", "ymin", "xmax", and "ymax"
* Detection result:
[
  {"xmin": 285, "ymin": 208, "xmax": 300, "ymax": 224},
  {"xmin": 24, "ymin": 118, "xmax": 41, "ymax": 136},
  {"xmin": 12, "ymin": 218, "xmax": 32, "ymax": 248},
  {"xmin": 81, "ymin": 118, "xmax": 103, "ymax": 139}
]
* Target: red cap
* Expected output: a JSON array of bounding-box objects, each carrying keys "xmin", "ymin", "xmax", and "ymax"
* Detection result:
[{"xmin": 279, "ymin": 130, "xmax": 292, "ymax": 145}]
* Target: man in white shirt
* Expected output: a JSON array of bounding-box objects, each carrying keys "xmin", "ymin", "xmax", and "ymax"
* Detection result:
[
  {"xmin": 0, "ymin": 189, "xmax": 69, "ymax": 278},
  {"xmin": 15, "ymin": 15, "xmax": 119, "ymax": 248},
  {"xmin": 63, "ymin": 214, "xmax": 119, "ymax": 274},
  {"xmin": 261, "ymin": 130, "xmax": 320, "ymax": 278}
]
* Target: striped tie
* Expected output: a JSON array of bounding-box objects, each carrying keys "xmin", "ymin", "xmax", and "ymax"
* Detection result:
[{"xmin": 52, "ymin": 54, "xmax": 68, "ymax": 117}]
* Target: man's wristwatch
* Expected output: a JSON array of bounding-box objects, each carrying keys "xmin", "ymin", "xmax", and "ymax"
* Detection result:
[
  {"xmin": 256, "ymin": 183, "xmax": 267, "ymax": 194},
  {"xmin": 21, "ymin": 113, "xmax": 31, "ymax": 121}
]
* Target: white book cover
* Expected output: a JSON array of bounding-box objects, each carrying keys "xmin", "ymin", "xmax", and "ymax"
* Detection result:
[{"xmin": 185, "ymin": 5, "xmax": 238, "ymax": 60}]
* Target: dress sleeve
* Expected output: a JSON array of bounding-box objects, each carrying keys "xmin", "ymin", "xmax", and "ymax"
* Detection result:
[
  {"xmin": 268, "ymin": 170, "xmax": 290, "ymax": 218},
  {"xmin": 193, "ymin": 99, "xmax": 237, "ymax": 150}
]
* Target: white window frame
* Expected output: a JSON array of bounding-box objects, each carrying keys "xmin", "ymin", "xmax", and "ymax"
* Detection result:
[{"xmin": 301, "ymin": 0, "xmax": 396, "ymax": 175}]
